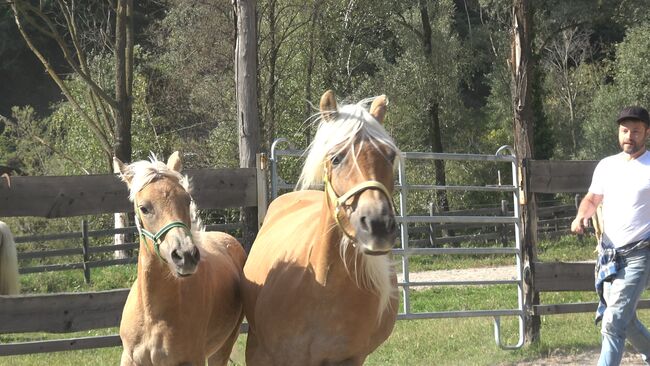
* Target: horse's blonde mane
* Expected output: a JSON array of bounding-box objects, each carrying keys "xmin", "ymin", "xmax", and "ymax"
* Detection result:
[
  {"xmin": 298, "ymin": 96, "xmax": 400, "ymax": 316},
  {"xmin": 123, "ymin": 154, "xmax": 204, "ymax": 232},
  {"xmin": 297, "ymin": 97, "xmax": 400, "ymax": 190},
  {"xmin": 0, "ymin": 221, "xmax": 20, "ymax": 295},
  {"xmin": 340, "ymin": 237, "xmax": 397, "ymax": 318}
]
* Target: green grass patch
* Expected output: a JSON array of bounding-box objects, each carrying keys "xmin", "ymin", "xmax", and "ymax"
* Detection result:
[
  {"xmin": 20, "ymin": 265, "xmax": 137, "ymax": 294},
  {"xmin": 398, "ymin": 234, "xmax": 597, "ymax": 273}
]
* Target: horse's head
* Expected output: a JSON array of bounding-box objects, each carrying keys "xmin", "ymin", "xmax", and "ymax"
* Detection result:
[
  {"xmin": 299, "ymin": 90, "xmax": 399, "ymax": 255},
  {"xmin": 114, "ymin": 152, "xmax": 201, "ymax": 277}
]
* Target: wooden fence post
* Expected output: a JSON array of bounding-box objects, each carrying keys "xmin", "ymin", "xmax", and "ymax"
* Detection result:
[{"xmin": 81, "ymin": 220, "xmax": 91, "ymax": 284}]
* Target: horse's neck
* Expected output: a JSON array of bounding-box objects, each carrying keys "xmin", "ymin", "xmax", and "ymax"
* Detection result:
[{"xmin": 136, "ymin": 240, "xmax": 179, "ymax": 315}]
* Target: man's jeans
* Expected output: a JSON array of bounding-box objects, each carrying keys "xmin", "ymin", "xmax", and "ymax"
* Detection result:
[{"xmin": 598, "ymin": 248, "xmax": 650, "ymax": 365}]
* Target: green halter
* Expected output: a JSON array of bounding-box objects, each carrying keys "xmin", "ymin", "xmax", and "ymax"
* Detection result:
[{"xmin": 134, "ymin": 198, "xmax": 191, "ymax": 262}]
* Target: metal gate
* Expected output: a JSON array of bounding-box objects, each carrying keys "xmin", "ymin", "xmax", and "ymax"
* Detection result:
[{"xmin": 269, "ymin": 138, "xmax": 525, "ymax": 349}]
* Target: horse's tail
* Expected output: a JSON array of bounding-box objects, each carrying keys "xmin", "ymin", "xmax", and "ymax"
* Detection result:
[{"xmin": 0, "ymin": 221, "xmax": 20, "ymax": 295}]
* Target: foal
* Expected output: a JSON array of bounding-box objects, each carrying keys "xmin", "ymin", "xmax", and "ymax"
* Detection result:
[{"xmin": 116, "ymin": 152, "xmax": 245, "ymax": 366}]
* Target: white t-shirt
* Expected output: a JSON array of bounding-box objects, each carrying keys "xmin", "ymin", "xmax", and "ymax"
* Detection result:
[{"xmin": 589, "ymin": 151, "xmax": 650, "ymax": 248}]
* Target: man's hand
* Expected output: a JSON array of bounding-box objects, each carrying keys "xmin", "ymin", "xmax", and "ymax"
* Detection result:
[{"xmin": 571, "ymin": 216, "xmax": 590, "ymax": 234}]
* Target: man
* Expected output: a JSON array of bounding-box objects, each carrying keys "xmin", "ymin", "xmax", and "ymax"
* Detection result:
[{"xmin": 572, "ymin": 106, "xmax": 650, "ymax": 366}]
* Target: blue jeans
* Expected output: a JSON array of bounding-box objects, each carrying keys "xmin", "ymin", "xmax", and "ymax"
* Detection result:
[{"xmin": 598, "ymin": 248, "xmax": 650, "ymax": 366}]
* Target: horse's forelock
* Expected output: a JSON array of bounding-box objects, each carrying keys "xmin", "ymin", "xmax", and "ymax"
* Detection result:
[
  {"xmin": 127, "ymin": 158, "xmax": 203, "ymax": 233},
  {"xmin": 297, "ymin": 99, "xmax": 399, "ymax": 190},
  {"xmin": 127, "ymin": 159, "xmax": 190, "ymax": 201}
]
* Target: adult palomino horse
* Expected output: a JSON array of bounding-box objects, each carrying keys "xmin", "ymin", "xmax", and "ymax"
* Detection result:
[
  {"xmin": 242, "ymin": 90, "xmax": 399, "ymax": 365},
  {"xmin": 0, "ymin": 221, "xmax": 20, "ymax": 295},
  {"xmin": 115, "ymin": 152, "xmax": 246, "ymax": 366}
]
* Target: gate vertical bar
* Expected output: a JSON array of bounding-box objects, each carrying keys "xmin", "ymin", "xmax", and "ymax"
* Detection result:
[
  {"xmin": 493, "ymin": 145, "xmax": 525, "ymax": 349},
  {"xmin": 397, "ymin": 157, "xmax": 411, "ymax": 315}
]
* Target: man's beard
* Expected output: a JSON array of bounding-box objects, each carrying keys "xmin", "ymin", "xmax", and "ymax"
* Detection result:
[{"xmin": 622, "ymin": 141, "xmax": 642, "ymax": 154}]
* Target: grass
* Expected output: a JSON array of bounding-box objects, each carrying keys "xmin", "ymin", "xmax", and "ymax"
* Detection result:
[{"xmin": 2, "ymin": 234, "xmax": 632, "ymax": 365}]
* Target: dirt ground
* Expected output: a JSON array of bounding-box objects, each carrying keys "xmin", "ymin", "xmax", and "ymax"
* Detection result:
[
  {"xmin": 399, "ymin": 266, "xmax": 648, "ymax": 365},
  {"xmin": 505, "ymin": 349, "xmax": 645, "ymax": 365}
]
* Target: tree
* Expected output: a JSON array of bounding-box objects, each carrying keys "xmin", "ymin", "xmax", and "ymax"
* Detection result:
[
  {"xmin": 234, "ymin": 0, "xmax": 261, "ymax": 252},
  {"xmin": 11, "ymin": 0, "xmax": 134, "ymax": 169},
  {"xmin": 11, "ymin": 0, "xmax": 135, "ymax": 258},
  {"xmin": 510, "ymin": 0, "xmax": 540, "ymax": 344},
  {"xmin": 543, "ymin": 27, "xmax": 591, "ymax": 157}
]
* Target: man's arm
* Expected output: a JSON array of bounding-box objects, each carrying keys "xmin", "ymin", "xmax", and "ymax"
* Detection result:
[{"xmin": 571, "ymin": 192, "xmax": 603, "ymax": 234}]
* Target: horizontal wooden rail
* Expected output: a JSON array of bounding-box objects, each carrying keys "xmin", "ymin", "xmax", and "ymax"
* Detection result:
[
  {"xmin": 527, "ymin": 160, "xmax": 598, "ymax": 193},
  {"xmin": 0, "ymin": 289, "xmax": 129, "ymax": 334},
  {"xmin": 534, "ymin": 299, "xmax": 650, "ymax": 316},
  {"xmin": 534, "ymin": 261, "xmax": 595, "ymax": 292},
  {"xmin": 0, "ymin": 168, "xmax": 257, "ymax": 218},
  {"xmin": 0, "ymin": 335, "xmax": 121, "ymax": 356}
]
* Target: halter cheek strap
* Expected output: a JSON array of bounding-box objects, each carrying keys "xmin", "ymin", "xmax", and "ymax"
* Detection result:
[
  {"xmin": 323, "ymin": 163, "xmax": 394, "ymax": 241},
  {"xmin": 134, "ymin": 198, "xmax": 191, "ymax": 262}
]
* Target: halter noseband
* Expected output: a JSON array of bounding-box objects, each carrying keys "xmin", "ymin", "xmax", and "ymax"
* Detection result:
[
  {"xmin": 323, "ymin": 163, "xmax": 394, "ymax": 241},
  {"xmin": 134, "ymin": 197, "xmax": 191, "ymax": 262}
]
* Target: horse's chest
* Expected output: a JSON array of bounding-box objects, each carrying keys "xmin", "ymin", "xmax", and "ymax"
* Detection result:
[
  {"xmin": 125, "ymin": 323, "xmax": 201, "ymax": 366},
  {"xmin": 257, "ymin": 279, "xmax": 387, "ymax": 353}
]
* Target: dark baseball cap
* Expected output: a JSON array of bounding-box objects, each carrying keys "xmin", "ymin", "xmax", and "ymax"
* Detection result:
[{"xmin": 616, "ymin": 106, "xmax": 650, "ymax": 125}]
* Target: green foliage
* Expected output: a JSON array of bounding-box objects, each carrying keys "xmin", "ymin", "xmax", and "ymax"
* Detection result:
[{"xmin": 582, "ymin": 22, "xmax": 650, "ymax": 160}]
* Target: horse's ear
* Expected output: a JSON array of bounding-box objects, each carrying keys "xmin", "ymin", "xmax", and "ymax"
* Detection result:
[
  {"xmin": 369, "ymin": 95, "xmax": 388, "ymax": 124},
  {"xmin": 167, "ymin": 151, "xmax": 182, "ymax": 172},
  {"xmin": 319, "ymin": 90, "xmax": 338, "ymax": 121},
  {"xmin": 113, "ymin": 157, "xmax": 133, "ymax": 186}
]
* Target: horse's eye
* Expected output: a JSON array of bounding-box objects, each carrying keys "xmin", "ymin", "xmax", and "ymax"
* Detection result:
[
  {"xmin": 139, "ymin": 206, "xmax": 150, "ymax": 215},
  {"xmin": 331, "ymin": 154, "xmax": 343, "ymax": 166},
  {"xmin": 387, "ymin": 151, "xmax": 397, "ymax": 163}
]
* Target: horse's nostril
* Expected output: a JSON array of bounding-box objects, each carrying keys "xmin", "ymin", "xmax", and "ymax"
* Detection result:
[
  {"xmin": 192, "ymin": 247, "xmax": 201, "ymax": 263},
  {"xmin": 171, "ymin": 249, "xmax": 182, "ymax": 262},
  {"xmin": 360, "ymin": 216, "xmax": 370, "ymax": 232}
]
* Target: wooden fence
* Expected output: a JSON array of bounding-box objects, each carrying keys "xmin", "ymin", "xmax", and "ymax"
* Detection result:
[
  {"xmin": 14, "ymin": 221, "xmax": 242, "ymax": 283},
  {"xmin": 0, "ymin": 165, "xmax": 265, "ymax": 356},
  {"xmin": 406, "ymin": 201, "xmax": 577, "ymax": 248}
]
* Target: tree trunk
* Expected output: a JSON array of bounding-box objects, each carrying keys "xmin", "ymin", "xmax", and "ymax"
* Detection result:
[
  {"xmin": 419, "ymin": 0, "xmax": 452, "ymax": 234},
  {"xmin": 266, "ymin": 0, "xmax": 277, "ymax": 151},
  {"xmin": 427, "ymin": 101, "xmax": 453, "ymax": 237},
  {"xmin": 303, "ymin": 0, "xmax": 322, "ymax": 145},
  {"xmin": 113, "ymin": 0, "xmax": 133, "ymax": 164},
  {"xmin": 511, "ymin": 0, "xmax": 540, "ymax": 344},
  {"xmin": 112, "ymin": 0, "xmax": 134, "ymax": 259},
  {"xmin": 234, "ymin": 0, "xmax": 261, "ymax": 253}
]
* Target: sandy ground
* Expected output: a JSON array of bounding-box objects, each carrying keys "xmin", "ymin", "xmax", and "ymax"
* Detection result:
[{"xmin": 399, "ymin": 266, "xmax": 648, "ymax": 365}]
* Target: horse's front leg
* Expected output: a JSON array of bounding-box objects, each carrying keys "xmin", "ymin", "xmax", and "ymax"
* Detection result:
[{"xmin": 120, "ymin": 350, "xmax": 138, "ymax": 366}]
